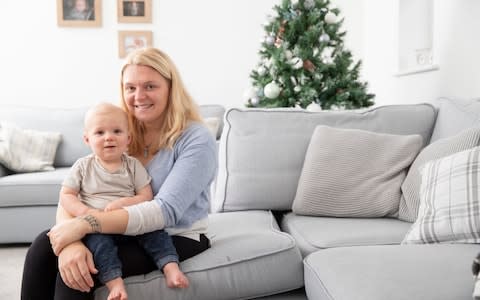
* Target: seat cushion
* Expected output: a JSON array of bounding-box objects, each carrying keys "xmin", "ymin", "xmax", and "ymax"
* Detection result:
[
  {"xmin": 0, "ymin": 167, "xmax": 70, "ymax": 207},
  {"xmin": 304, "ymin": 244, "xmax": 478, "ymax": 300},
  {"xmin": 281, "ymin": 212, "xmax": 412, "ymax": 257},
  {"xmin": 94, "ymin": 210, "xmax": 304, "ymax": 300}
]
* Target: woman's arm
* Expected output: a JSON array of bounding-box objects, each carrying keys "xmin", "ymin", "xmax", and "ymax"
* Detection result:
[
  {"xmin": 54, "ymin": 204, "xmax": 98, "ymax": 292},
  {"xmin": 49, "ymin": 206, "xmax": 129, "ymax": 255},
  {"xmin": 125, "ymin": 124, "xmax": 217, "ymax": 234}
]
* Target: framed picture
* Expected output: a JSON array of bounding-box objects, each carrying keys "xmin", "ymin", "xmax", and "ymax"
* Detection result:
[
  {"xmin": 117, "ymin": 0, "xmax": 152, "ymax": 23},
  {"xmin": 118, "ymin": 31, "xmax": 153, "ymax": 58},
  {"xmin": 57, "ymin": 0, "xmax": 101, "ymax": 27}
]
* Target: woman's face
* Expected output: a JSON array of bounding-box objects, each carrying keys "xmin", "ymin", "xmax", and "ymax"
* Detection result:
[{"xmin": 122, "ymin": 64, "xmax": 170, "ymax": 126}]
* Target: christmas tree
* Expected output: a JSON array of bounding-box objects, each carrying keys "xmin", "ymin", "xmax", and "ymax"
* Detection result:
[{"xmin": 245, "ymin": 0, "xmax": 375, "ymax": 110}]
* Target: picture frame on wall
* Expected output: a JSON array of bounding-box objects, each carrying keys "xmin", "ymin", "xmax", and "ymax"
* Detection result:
[
  {"xmin": 57, "ymin": 0, "xmax": 102, "ymax": 27},
  {"xmin": 117, "ymin": 0, "xmax": 152, "ymax": 23},
  {"xmin": 118, "ymin": 31, "xmax": 153, "ymax": 58}
]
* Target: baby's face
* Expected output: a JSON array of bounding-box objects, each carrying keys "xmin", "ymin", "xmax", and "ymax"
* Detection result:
[{"xmin": 84, "ymin": 111, "xmax": 130, "ymax": 163}]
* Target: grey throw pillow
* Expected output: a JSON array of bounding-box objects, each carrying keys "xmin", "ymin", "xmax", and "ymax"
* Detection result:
[
  {"xmin": 398, "ymin": 127, "xmax": 480, "ymax": 222},
  {"xmin": 292, "ymin": 125, "xmax": 423, "ymax": 218}
]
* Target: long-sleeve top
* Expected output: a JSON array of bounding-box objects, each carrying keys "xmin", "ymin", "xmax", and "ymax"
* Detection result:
[{"xmin": 124, "ymin": 122, "xmax": 217, "ymax": 240}]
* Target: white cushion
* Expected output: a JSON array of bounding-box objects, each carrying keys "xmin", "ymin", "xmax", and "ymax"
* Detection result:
[
  {"xmin": 292, "ymin": 126, "xmax": 422, "ymax": 217},
  {"xmin": 0, "ymin": 122, "xmax": 61, "ymax": 172},
  {"xmin": 403, "ymin": 147, "xmax": 480, "ymax": 244},
  {"xmin": 399, "ymin": 127, "xmax": 480, "ymax": 222}
]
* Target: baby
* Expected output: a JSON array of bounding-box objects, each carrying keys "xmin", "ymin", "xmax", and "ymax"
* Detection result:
[{"xmin": 60, "ymin": 103, "xmax": 188, "ymax": 299}]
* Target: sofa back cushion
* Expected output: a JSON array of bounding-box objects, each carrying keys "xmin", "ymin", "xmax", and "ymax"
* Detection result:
[
  {"xmin": 213, "ymin": 104, "xmax": 436, "ymax": 212},
  {"xmin": 0, "ymin": 104, "xmax": 225, "ymax": 170},
  {"xmin": 0, "ymin": 106, "xmax": 90, "ymax": 167},
  {"xmin": 430, "ymin": 97, "xmax": 480, "ymax": 143}
]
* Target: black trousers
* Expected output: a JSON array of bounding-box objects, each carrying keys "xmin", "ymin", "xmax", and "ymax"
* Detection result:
[{"xmin": 21, "ymin": 229, "xmax": 210, "ymax": 300}]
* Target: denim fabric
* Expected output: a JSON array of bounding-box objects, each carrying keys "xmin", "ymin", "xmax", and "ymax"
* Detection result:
[{"xmin": 84, "ymin": 230, "xmax": 179, "ymax": 284}]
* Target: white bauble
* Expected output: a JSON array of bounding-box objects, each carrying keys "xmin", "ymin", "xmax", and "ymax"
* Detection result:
[
  {"xmin": 290, "ymin": 57, "xmax": 303, "ymax": 69},
  {"xmin": 265, "ymin": 35, "xmax": 275, "ymax": 45},
  {"xmin": 319, "ymin": 33, "xmax": 330, "ymax": 43},
  {"xmin": 243, "ymin": 87, "xmax": 257, "ymax": 101},
  {"xmin": 250, "ymin": 97, "xmax": 260, "ymax": 106},
  {"xmin": 264, "ymin": 82, "xmax": 282, "ymax": 99},
  {"xmin": 294, "ymin": 85, "xmax": 301, "ymax": 93},
  {"xmin": 324, "ymin": 12, "xmax": 337, "ymax": 24},
  {"xmin": 257, "ymin": 66, "xmax": 267, "ymax": 75},
  {"xmin": 306, "ymin": 102, "xmax": 322, "ymax": 112},
  {"xmin": 284, "ymin": 50, "xmax": 293, "ymax": 60}
]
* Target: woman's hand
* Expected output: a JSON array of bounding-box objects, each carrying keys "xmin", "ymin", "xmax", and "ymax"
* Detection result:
[
  {"xmin": 48, "ymin": 217, "xmax": 91, "ymax": 255},
  {"xmin": 58, "ymin": 241, "xmax": 98, "ymax": 292}
]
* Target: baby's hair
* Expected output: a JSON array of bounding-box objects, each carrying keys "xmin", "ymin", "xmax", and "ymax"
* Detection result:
[{"xmin": 84, "ymin": 102, "xmax": 128, "ymax": 131}]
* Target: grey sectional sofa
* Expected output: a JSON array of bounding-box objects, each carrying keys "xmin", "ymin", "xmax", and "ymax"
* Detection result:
[{"xmin": 1, "ymin": 98, "xmax": 479, "ymax": 300}]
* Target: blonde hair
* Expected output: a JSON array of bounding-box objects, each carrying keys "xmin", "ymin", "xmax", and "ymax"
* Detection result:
[
  {"xmin": 120, "ymin": 47, "xmax": 202, "ymax": 156},
  {"xmin": 84, "ymin": 102, "xmax": 128, "ymax": 133}
]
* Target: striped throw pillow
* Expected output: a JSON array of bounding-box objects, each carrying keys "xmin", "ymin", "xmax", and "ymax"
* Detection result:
[
  {"xmin": 399, "ymin": 127, "xmax": 480, "ymax": 222},
  {"xmin": 0, "ymin": 122, "xmax": 62, "ymax": 172},
  {"xmin": 292, "ymin": 125, "xmax": 423, "ymax": 217},
  {"xmin": 402, "ymin": 146, "xmax": 480, "ymax": 244}
]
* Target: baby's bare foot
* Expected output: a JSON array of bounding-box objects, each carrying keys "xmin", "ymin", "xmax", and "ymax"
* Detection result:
[
  {"xmin": 106, "ymin": 277, "xmax": 128, "ymax": 300},
  {"xmin": 163, "ymin": 262, "xmax": 189, "ymax": 288}
]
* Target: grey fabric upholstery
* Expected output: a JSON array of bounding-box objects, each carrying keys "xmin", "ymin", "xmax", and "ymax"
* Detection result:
[
  {"xmin": 0, "ymin": 106, "xmax": 90, "ymax": 167},
  {"xmin": 94, "ymin": 211, "xmax": 304, "ymax": 300},
  {"xmin": 292, "ymin": 126, "xmax": 423, "ymax": 218},
  {"xmin": 304, "ymin": 244, "xmax": 478, "ymax": 300},
  {"xmin": 430, "ymin": 97, "xmax": 480, "ymax": 142},
  {"xmin": 214, "ymin": 104, "xmax": 436, "ymax": 213},
  {"xmin": 281, "ymin": 212, "xmax": 412, "ymax": 257}
]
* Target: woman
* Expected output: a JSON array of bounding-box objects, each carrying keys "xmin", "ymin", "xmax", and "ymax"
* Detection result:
[{"xmin": 21, "ymin": 47, "xmax": 216, "ymax": 300}]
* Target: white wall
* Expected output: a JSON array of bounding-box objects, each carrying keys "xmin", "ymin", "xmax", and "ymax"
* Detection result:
[
  {"xmin": 361, "ymin": 0, "xmax": 480, "ymax": 106},
  {"xmin": 0, "ymin": 1, "xmax": 478, "ymax": 110}
]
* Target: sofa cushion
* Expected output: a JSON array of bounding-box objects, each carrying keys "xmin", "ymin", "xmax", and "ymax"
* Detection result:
[
  {"xmin": 399, "ymin": 127, "xmax": 480, "ymax": 222},
  {"xmin": 199, "ymin": 104, "xmax": 226, "ymax": 140},
  {"xmin": 304, "ymin": 244, "xmax": 478, "ymax": 300},
  {"xmin": 403, "ymin": 147, "xmax": 480, "ymax": 244},
  {"xmin": 213, "ymin": 104, "xmax": 436, "ymax": 212},
  {"xmin": 94, "ymin": 210, "xmax": 304, "ymax": 300},
  {"xmin": 0, "ymin": 106, "xmax": 90, "ymax": 167},
  {"xmin": 430, "ymin": 97, "xmax": 480, "ymax": 143},
  {"xmin": 0, "ymin": 122, "xmax": 62, "ymax": 172},
  {"xmin": 292, "ymin": 126, "xmax": 422, "ymax": 218},
  {"xmin": 0, "ymin": 167, "xmax": 70, "ymax": 207},
  {"xmin": 281, "ymin": 212, "xmax": 411, "ymax": 257}
]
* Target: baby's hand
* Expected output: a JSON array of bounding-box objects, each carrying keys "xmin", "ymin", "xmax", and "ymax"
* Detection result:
[{"xmin": 104, "ymin": 202, "xmax": 122, "ymax": 212}]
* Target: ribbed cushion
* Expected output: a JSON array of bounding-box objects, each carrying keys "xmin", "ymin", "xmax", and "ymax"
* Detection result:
[
  {"xmin": 399, "ymin": 127, "xmax": 480, "ymax": 222},
  {"xmin": 292, "ymin": 126, "xmax": 423, "ymax": 217}
]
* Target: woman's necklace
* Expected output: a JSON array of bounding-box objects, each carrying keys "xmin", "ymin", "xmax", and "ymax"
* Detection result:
[{"xmin": 143, "ymin": 144, "xmax": 151, "ymax": 158}]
